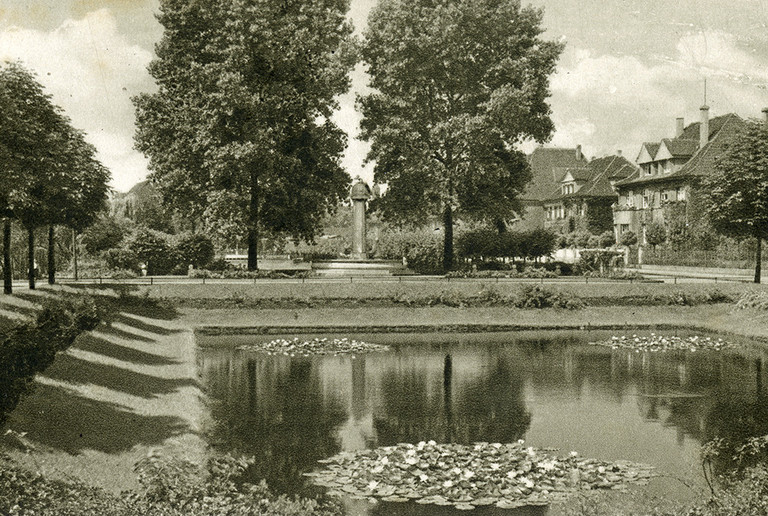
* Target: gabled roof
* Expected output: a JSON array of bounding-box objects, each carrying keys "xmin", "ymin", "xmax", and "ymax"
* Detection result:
[
  {"xmin": 672, "ymin": 114, "xmax": 746, "ymax": 179},
  {"xmin": 637, "ymin": 143, "xmax": 660, "ymax": 164},
  {"xmin": 523, "ymin": 147, "xmax": 588, "ymax": 201},
  {"xmin": 660, "ymin": 138, "xmax": 698, "ymax": 158},
  {"xmin": 543, "ymin": 155, "xmax": 637, "ymax": 202},
  {"xmin": 617, "ymin": 113, "xmax": 746, "ymax": 188},
  {"xmin": 561, "ymin": 167, "xmax": 592, "ymax": 182}
]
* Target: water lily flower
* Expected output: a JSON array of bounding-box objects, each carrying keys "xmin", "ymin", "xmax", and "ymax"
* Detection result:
[
  {"xmin": 380, "ymin": 456, "xmax": 389, "ymax": 465},
  {"xmin": 443, "ymin": 480, "xmax": 453, "ymax": 488},
  {"xmin": 540, "ymin": 460, "xmax": 556, "ymax": 471},
  {"xmin": 417, "ymin": 441, "xmax": 426, "ymax": 450},
  {"xmin": 521, "ymin": 477, "xmax": 535, "ymax": 488},
  {"xmin": 516, "ymin": 440, "xmax": 525, "ymax": 445},
  {"xmin": 489, "ymin": 463, "xmax": 501, "ymax": 471},
  {"xmin": 526, "ymin": 447, "xmax": 536, "ymax": 456},
  {"xmin": 569, "ymin": 451, "xmax": 578, "ymax": 457},
  {"xmin": 368, "ymin": 481, "xmax": 379, "ymax": 490},
  {"xmin": 372, "ymin": 465, "xmax": 384, "ymax": 474},
  {"xmin": 419, "ymin": 474, "xmax": 429, "ymax": 482},
  {"xmin": 598, "ymin": 466, "xmax": 606, "ymax": 474},
  {"xmin": 452, "ymin": 467, "xmax": 463, "ymax": 475},
  {"xmin": 428, "ymin": 440, "xmax": 437, "ymax": 446},
  {"xmin": 506, "ymin": 470, "xmax": 518, "ymax": 479},
  {"xmin": 405, "ymin": 457, "xmax": 418, "ymax": 465},
  {"xmin": 463, "ymin": 469, "xmax": 475, "ymax": 479}
]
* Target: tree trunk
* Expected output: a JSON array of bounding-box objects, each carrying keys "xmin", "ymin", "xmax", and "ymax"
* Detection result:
[
  {"xmin": 3, "ymin": 219, "xmax": 11, "ymax": 295},
  {"xmin": 442, "ymin": 204, "xmax": 453, "ymax": 272},
  {"xmin": 48, "ymin": 225, "xmax": 55, "ymax": 285},
  {"xmin": 72, "ymin": 228, "xmax": 78, "ymax": 281},
  {"xmin": 247, "ymin": 168, "xmax": 259, "ymax": 271},
  {"xmin": 27, "ymin": 227, "xmax": 35, "ymax": 290},
  {"xmin": 755, "ymin": 236, "xmax": 762, "ymax": 284},
  {"xmin": 495, "ymin": 219, "xmax": 507, "ymax": 234}
]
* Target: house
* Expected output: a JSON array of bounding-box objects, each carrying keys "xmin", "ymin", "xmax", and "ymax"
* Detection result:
[
  {"xmin": 517, "ymin": 146, "xmax": 588, "ymax": 230},
  {"xmin": 612, "ymin": 106, "xmax": 748, "ymax": 248},
  {"xmin": 541, "ymin": 154, "xmax": 637, "ymax": 234}
]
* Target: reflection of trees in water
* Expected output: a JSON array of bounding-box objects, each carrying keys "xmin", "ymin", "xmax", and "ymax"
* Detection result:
[
  {"xmin": 203, "ymin": 356, "xmax": 346, "ymax": 496},
  {"xmin": 373, "ymin": 353, "xmax": 531, "ymax": 446}
]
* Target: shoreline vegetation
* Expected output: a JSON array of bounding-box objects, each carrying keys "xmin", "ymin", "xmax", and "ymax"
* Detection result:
[{"xmin": 2, "ymin": 284, "xmax": 768, "ymax": 515}]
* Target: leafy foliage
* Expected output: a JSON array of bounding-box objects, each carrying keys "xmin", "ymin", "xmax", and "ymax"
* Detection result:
[
  {"xmin": 619, "ymin": 231, "xmax": 638, "ymax": 247},
  {"xmin": 134, "ymin": 0, "xmax": 357, "ymax": 269},
  {"xmin": 0, "ymin": 296, "xmax": 100, "ymax": 424},
  {"xmin": 127, "ymin": 227, "xmax": 176, "ymax": 276},
  {"xmin": 361, "ymin": 0, "xmax": 563, "ymax": 269},
  {"xmin": 175, "ymin": 233, "xmax": 215, "ymax": 269},
  {"xmin": 376, "ymin": 230, "xmax": 444, "ymax": 274},
  {"xmin": 456, "ymin": 229, "xmax": 556, "ymax": 261},
  {"xmin": 81, "ymin": 217, "xmax": 129, "ymax": 255},
  {"xmin": 645, "ymin": 221, "xmax": 666, "ymax": 248},
  {"xmin": 702, "ymin": 119, "xmax": 768, "ymax": 282}
]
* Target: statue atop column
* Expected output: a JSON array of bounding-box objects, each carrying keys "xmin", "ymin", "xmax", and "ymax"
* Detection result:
[{"xmin": 350, "ymin": 176, "xmax": 372, "ymax": 260}]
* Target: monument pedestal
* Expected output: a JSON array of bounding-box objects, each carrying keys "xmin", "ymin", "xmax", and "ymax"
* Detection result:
[{"xmin": 312, "ymin": 259, "xmax": 412, "ymax": 277}]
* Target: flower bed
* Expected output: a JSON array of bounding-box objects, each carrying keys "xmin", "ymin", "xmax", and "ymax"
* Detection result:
[
  {"xmin": 590, "ymin": 333, "xmax": 733, "ymax": 352},
  {"xmin": 306, "ymin": 440, "xmax": 654, "ymax": 510},
  {"xmin": 236, "ymin": 337, "xmax": 390, "ymax": 356}
]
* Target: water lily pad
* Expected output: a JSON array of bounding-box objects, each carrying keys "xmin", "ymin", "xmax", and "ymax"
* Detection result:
[
  {"xmin": 310, "ymin": 440, "xmax": 655, "ymax": 510},
  {"xmin": 236, "ymin": 337, "xmax": 390, "ymax": 356}
]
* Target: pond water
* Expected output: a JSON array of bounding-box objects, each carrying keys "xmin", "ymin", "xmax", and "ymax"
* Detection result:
[{"xmin": 197, "ymin": 330, "xmax": 768, "ymax": 515}]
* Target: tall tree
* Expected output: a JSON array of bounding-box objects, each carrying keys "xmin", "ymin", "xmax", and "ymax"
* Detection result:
[
  {"xmin": 135, "ymin": 0, "xmax": 357, "ymax": 269},
  {"xmin": 0, "ymin": 62, "xmax": 63, "ymax": 291},
  {"xmin": 360, "ymin": 0, "xmax": 562, "ymax": 271},
  {"xmin": 702, "ymin": 118, "xmax": 768, "ymax": 284}
]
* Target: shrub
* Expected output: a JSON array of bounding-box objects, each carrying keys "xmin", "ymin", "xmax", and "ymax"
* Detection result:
[
  {"xmin": 597, "ymin": 230, "xmax": 615, "ymax": 248},
  {"xmin": 81, "ymin": 217, "xmax": 129, "ymax": 255},
  {"xmin": 735, "ymin": 291, "xmax": 768, "ymax": 310},
  {"xmin": 645, "ymin": 221, "xmax": 667, "ymax": 248},
  {"xmin": 514, "ymin": 285, "xmax": 584, "ymax": 309},
  {"xmin": 456, "ymin": 229, "xmax": 556, "ymax": 262},
  {"xmin": 128, "ymin": 227, "xmax": 176, "ymax": 275},
  {"xmin": 619, "ymin": 230, "xmax": 638, "ymax": 247},
  {"xmin": 0, "ymin": 296, "xmax": 100, "ymax": 424},
  {"xmin": 566, "ymin": 230, "xmax": 592, "ymax": 249},
  {"xmin": 378, "ymin": 230, "xmax": 443, "ymax": 274},
  {"xmin": 577, "ymin": 249, "xmax": 625, "ymax": 274},
  {"xmin": 175, "ymin": 233, "xmax": 215, "ymax": 269},
  {"xmin": 103, "ymin": 248, "xmax": 140, "ymax": 272}
]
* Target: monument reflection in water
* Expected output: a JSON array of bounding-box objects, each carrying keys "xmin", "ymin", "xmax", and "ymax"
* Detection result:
[{"xmin": 198, "ymin": 330, "xmax": 768, "ymax": 514}]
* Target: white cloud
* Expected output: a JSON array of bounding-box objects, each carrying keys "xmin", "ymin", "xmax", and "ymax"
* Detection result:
[
  {"xmin": 548, "ymin": 30, "xmax": 768, "ymax": 160},
  {"xmin": 0, "ymin": 8, "xmax": 154, "ymax": 191}
]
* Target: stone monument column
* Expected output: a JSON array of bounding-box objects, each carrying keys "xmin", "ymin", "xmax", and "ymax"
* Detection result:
[{"xmin": 350, "ymin": 177, "xmax": 371, "ymax": 260}]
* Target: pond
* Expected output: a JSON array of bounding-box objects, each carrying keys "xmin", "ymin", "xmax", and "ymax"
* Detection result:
[{"xmin": 197, "ymin": 330, "xmax": 768, "ymax": 515}]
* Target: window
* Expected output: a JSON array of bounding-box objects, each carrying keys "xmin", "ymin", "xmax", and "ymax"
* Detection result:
[
  {"xmin": 620, "ymin": 224, "xmax": 629, "ymax": 234},
  {"xmin": 662, "ymin": 191, "xmax": 669, "ymax": 202},
  {"xmin": 677, "ymin": 187, "xmax": 686, "ymax": 201},
  {"xmin": 627, "ymin": 190, "xmax": 634, "ymax": 207},
  {"xmin": 642, "ymin": 195, "xmax": 649, "ymax": 209}
]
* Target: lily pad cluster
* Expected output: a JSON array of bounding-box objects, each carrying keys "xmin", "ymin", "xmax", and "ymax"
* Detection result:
[
  {"xmin": 236, "ymin": 337, "xmax": 390, "ymax": 357},
  {"xmin": 590, "ymin": 333, "xmax": 732, "ymax": 352},
  {"xmin": 306, "ymin": 440, "xmax": 654, "ymax": 510}
]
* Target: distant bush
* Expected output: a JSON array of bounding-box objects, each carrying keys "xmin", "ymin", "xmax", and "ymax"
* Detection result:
[
  {"xmin": 378, "ymin": 230, "xmax": 444, "ymax": 274},
  {"xmin": 189, "ymin": 268, "xmax": 313, "ymax": 280},
  {"xmin": 619, "ymin": 231, "xmax": 638, "ymax": 247},
  {"xmin": 175, "ymin": 233, "xmax": 215, "ymax": 269},
  {"xmin": 0, "ymin": 296, "xmax": 100, "ymax": 425},
  {"xmin": 597, "ymin": 231, "xmax": 615, "ymax": 248},
  {"xmin": 456, "ymin": 229, "xmax": 556, "ymax": 261},
  {"xmin": 103, "ymin": 248, "xmax": 140, "ymax": 273},
  {"xmin": 81, "ymin": 217, "xmax": 129, "ymax": 255},
  {"xmin": 515, "ymin": 284, "xmax": 584, "ymax": 309},
  {"xmin": 290, "ymin": 238, "xmax": 347, "ymax": 261},
  {"xmin": 128, "ymin": 227, "xmax": 177, "ymax": 275},
  {"xmin": 734, "ymin": 291, "xmax": 768, "ymax": 310},
  {"xmin": 445, "ymin": 267, "xmax": 558, "ymax": 280}
]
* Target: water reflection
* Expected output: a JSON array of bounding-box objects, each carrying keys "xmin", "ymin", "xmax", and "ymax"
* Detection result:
[{"xmin": 198, "ymin": 331, "xmax": 767, "ymax": 511}]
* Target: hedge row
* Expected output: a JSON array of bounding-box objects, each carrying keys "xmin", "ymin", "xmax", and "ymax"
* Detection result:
[{"xmin": 0, "ymin": 296, "xmax": 100, "ymax": 425}]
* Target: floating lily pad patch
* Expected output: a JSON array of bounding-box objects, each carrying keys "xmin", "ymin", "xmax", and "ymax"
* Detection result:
[
  {"xmin": 306, "ymin": 440, "xmax": 654, "ymax": 510},
  {"xmin": 236, "ymin": 337, "xmax": 390, "ymax": 356},
  {"xmin": 590, "ymin": 333, "xmax": 733, "ymax": 352}
]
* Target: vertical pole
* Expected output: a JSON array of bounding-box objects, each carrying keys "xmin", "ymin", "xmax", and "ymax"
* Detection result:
[
  {"xmin": 27, "ymin": 227, "xmax": 35, "ymax": 290},
  {"xmin": 3, "ymin": 219, "xmax": 11, "ymax": 295},
  {"xmin": 48, "ymin": 225, "xmax": 55, "ymax": 285},
  {"xmin": 72, "ymin": 228, "xmax": 79, "ymax": 281}
]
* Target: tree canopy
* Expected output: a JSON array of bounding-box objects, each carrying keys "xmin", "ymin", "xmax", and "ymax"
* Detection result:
[
  {"xmin": 0, "ymin": 62, "xmax": 109, "ymax": 291},
  {"xmin": 702, "ymin": 118, "xmax": 768, "ymax": 283},
  {"xmin": 134, "ymin": 0, "xmax": 358, "ymax": 269},
  {"xmin": 360, "ymin": 0, "xmax": 563, "ymax": 270}
]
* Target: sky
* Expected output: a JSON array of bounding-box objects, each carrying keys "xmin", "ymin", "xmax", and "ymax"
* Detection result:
[{"xmin": 1, "ymin": 1, "xmax": 768, "ymax": 192}]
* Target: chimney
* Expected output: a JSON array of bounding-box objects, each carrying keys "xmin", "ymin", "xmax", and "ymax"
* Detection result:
[
  {"xmin": 699, "ymin": 105, "xmax": 710, "ymax": 148},
  {"xmin": 763, "ymin": 107, "xmax": 768, "ymax": 128},
  {"xmin": 675, "ymin": 117, "xmax": 685, "ymax": 137},
  {"xmin": 576, "ymin": 144, "xmax": 583, "ymax": 160},
  {"xmin": 616, "ymin": 150, "xmax": 622, "ymax": 157}
]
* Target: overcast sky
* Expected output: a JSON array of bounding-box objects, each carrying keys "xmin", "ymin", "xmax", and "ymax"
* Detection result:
[{"xmin": 1, "ymin": 0, "xmax": 767, "ymax": 191}]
